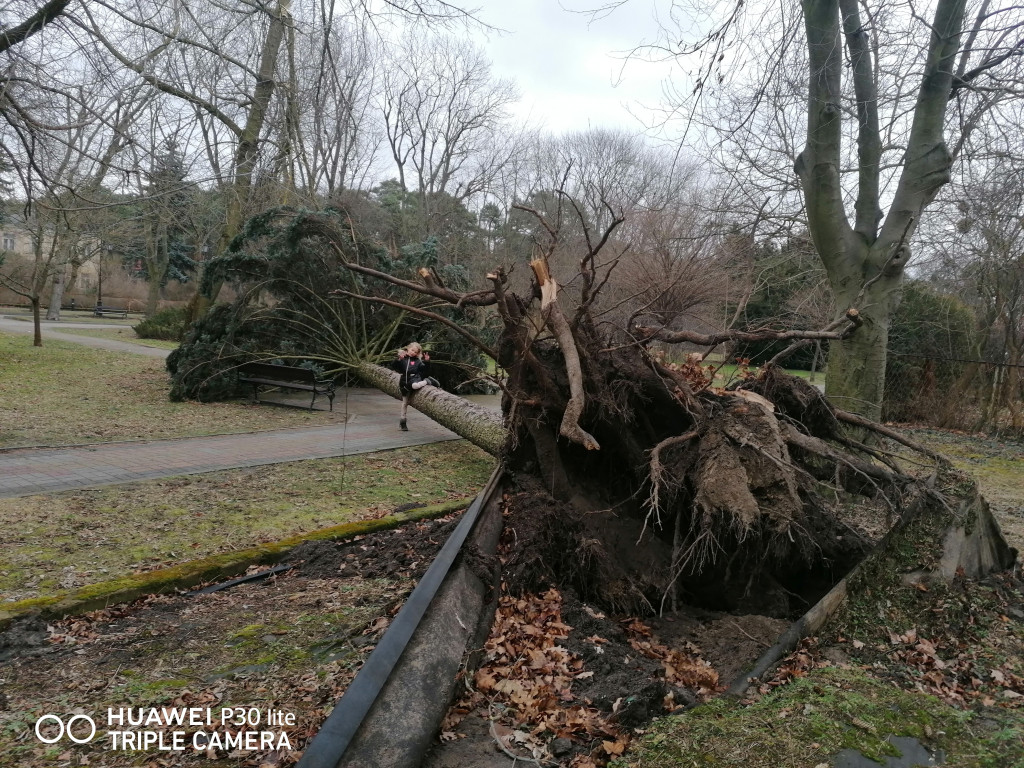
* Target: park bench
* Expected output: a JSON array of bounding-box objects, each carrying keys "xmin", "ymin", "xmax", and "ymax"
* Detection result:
[
  {"xmin": 238, "ymin": 362, "xmax": 335, "ymax": 411},
  {"xmin": 93, "ymin": 305, "xmax": 128, "ymax": 318}
]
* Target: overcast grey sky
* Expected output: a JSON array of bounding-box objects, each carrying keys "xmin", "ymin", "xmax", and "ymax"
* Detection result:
[{"xmin": 473, "ymin": 1, "xmax": 684, "ymax": 135}]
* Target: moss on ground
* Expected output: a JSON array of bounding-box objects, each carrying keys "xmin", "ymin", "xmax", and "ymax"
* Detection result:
[
  {"xmin": 0, "ymin": 442, "xmax": 495, "ymax": 603},
  {"xmin": 0, "ymin": 572, "xmax": 404, "ymax": 767},
  {"xmin": 622, "ymin": 667, "xmax": 1023, "ymax": 768},
  {"xmin": 0, "ymin": 495, "xmax": 473, "ymax": 629}
]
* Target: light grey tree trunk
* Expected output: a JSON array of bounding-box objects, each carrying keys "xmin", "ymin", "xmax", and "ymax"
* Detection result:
[
  {"xmin": 354, "ymin": 362, "xmax": 505, "ymax": 457},
  {"xmin": 797, "ymin": 0, "xmax": 968, "ymax": 417},
  {"xmin": 46, "ymin": 269, "xmax": 66, "ymax": 321},
  {"xmin": 145, "ymin": 222, "xmax": 169, "ymax": 316}
]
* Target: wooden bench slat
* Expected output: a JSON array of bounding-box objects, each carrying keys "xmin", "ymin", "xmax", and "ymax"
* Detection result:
[{"xmin": 238, "ymin": 377, "xmax": 320, "ymax": 391}]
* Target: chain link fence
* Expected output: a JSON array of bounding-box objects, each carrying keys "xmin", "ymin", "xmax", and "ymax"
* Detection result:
[{"xmin": 883, "ymin": 352, "xmax": 1024, "ymax": 435}]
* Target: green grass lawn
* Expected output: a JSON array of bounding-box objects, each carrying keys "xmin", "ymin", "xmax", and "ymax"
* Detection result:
[
  {"xmin": 0, "ymin": 332, "xmax": 497, "ymax": 604},
  {"xmin": 622, "ymin": 667, "xmax": 1023, "ymax": 768},
  {"xmin": 0, "ymin": 335, "xmax": 348, "ymax": 447}
]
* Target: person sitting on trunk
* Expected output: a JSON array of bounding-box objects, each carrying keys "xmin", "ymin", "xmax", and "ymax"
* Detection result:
[{"xmin": 393, "ymin": 342, "xmax": 439, "ymax": 431}]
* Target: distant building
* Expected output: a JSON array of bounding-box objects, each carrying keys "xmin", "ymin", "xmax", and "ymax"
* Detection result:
[{"xmin": 1, "ymin": 214, "xmax": 101, "ymax": 301}]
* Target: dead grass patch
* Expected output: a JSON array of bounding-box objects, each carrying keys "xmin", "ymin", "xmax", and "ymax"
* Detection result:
[
  {"xmin": 0, "ymin": 441, "xmax": 495, "ymax": 603},
  {"xmin": 57, "ymin": 327, "xmax": 180, "ymax": 350},
  {"xmin": 0, "ymin": 335, "xmax": 348, "ymax": 448}
]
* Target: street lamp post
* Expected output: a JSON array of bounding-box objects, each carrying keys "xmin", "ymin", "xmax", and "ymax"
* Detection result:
[{"xmin": 99, "ymin": 244, "xmax": 111, "ymax": 307}]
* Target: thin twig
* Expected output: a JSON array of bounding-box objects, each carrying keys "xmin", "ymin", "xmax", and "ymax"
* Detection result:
[{"xmin": 729, "ymin": 620, "xmax": 772, "ymax": 648}]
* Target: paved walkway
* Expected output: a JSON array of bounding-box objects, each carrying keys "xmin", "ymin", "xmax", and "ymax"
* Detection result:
[
  {"xmin": 0, "ymin": 389, "xmax": 500, "ymax": 498},
  {"xmin": 2, "ymin": 317, "xmax": 501, "ymax": 496},
  {"xmin": 0, "ymin": 315, "xmax": 170, "ymax": 358}
]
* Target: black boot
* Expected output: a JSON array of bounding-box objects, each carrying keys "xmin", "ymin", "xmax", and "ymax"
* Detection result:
[{"xmin": 399, "ymin": 418, "xmax": 408, "ymax": 431}]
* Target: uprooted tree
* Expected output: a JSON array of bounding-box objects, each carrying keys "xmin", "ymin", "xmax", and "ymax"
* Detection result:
[{"xmin": 233, "ymin": 204, "xmax": 1016, "ymax": 618}]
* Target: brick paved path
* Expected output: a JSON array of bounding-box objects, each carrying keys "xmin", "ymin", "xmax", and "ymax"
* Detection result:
[{"xmin": 0, "ymin": 389, "xmax": 500, "ymax": 498}]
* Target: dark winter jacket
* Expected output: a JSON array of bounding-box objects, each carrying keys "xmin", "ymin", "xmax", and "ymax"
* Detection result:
[{"xmin": 393, "ymin": 355, "xmax": 430, "ymax": 395}]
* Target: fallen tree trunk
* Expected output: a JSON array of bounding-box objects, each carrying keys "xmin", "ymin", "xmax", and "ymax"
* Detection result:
[
  {"xmin": 229, "ymin": 207, "xmax": 1017, "ymax": 619},
  {"xmin": 353, "ymin": 362, "xmax": 506, "ymax": 458}
]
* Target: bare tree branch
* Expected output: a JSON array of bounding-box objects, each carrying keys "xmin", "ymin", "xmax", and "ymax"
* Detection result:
[
  {"xmin": 636, "ymin": 309, "xmax": 863, "ymax": 347},
  {"xmin": 0, "ymin": 0, "xmax": 72, "ymax": 55}
]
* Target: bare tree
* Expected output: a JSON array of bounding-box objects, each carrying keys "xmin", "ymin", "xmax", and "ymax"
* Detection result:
[
  {"xmin": 75, "ymin": 0, "xmax": 293, "ymax": 315},
  {"xmin": 637, "ymin": 0, "xmax": 1024, "ymax": 419},
  {"xmin": 287, "ymin": 14, "xmax": 383, "ymax": 198},
  {"xmin": 922, "ymin": 141, "xmax": 1024, "ymax": 429},
  {"xmin": 0, "ymin": 0, "xmax": 73, "ymax": 56},
  {"xmin": 605, "ymin": 194, "xmax": 736, "ymax": 335},
  {"xmin": 0, "ymin": 208, "xmax": 64, "ymax": 343},
  {"xmin": 380, "ymin": 33, "xmax": 521, "ymax": 227},
  {"xmin": 0, "ymin": 45, "xmax": 143, "ymax": 337}
]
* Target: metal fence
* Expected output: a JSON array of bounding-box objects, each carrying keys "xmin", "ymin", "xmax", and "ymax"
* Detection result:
[{"xmin": 884, "ymin": 352, "xmax": 1024, "ymax": 435}]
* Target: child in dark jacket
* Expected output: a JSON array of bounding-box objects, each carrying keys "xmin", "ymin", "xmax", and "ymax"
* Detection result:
[{"xmin": 393, "ymin": 342, "xmax": 438, "ymax": 430}]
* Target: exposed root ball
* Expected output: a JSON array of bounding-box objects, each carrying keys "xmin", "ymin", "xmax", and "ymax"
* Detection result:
[{"xmin": 500, "ymin": 476, "xmax": 671, "ymax": 613}]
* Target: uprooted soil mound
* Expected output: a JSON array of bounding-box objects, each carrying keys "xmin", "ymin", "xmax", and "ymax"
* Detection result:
[
  {"xmin": 499, "ymin": 476, "xmax": 672, "ymax": 613},
  {"xmin": 498, "ymin": 469, "xmax": 873, "ymax": 619},
  {"xmin": 497, "ymin": 351, "xmax": 913, "ymax": 619}
]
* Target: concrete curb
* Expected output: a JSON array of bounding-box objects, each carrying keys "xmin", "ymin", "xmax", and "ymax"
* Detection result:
[
  {"xmin": 301, "ymin": 469, "xmax": 505, "ymax": 768},
  {"xmin": 0, "ymin": 498, "xmax": 472, "ymax": 632}
]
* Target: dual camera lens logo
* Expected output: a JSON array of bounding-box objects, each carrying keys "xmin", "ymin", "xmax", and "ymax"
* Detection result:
[{"xmin": 34, "ymin": 714, "xmax": 97, "ymax": 744}]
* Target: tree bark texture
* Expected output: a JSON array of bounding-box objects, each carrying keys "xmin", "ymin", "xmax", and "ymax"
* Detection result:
[
  {"xmin": 46, "ymin": 263, "xmax": 66, "ymax": 322},
  {"xmin": 797, "ymin": 0, "xmax": 968, "ymax": 417},
  {"xmin": 353, "ymin": 363, "xmax": 505, "ymax": 458}
]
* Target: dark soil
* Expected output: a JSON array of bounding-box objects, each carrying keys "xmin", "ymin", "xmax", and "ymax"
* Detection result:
[
  {"xmin": 424, "ymin": 470, "xmax": 818, "ymax": 768},
  {"xmin": 500, "ymin": 475, "xmax": 672, "ymax": 613},
  {"xmin": 559, "ymin": 591, "xmax": 674, "ymax": 727},
  {"xmin": 291, "ymin": 516, "xmax": 459, "ymax": 581},
  {"xmin": 0, "ymin": 615, "xmax": 50, "ymax": 663},
  {"xmin": 647, "ymin": 610, "xmax": 790, "ymax": 687}
]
